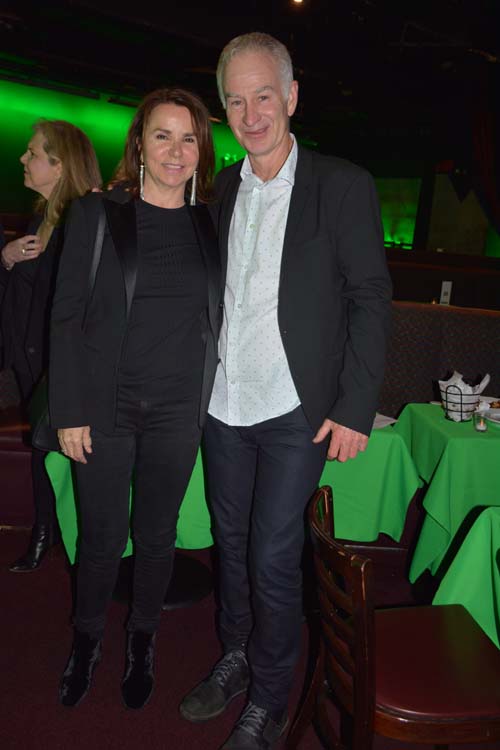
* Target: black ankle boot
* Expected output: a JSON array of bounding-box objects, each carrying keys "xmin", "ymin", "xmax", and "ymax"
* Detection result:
[
  {"xmin": 9, "ymin": 524, "xmax": 58, "ymax": 572},
  {"xmin": 59, "ymin": 630, "xmax": 102, "ymax": 707},
  {"xmin": 121, "ymin": 631, "xmax": 156, "ymax": 710}
]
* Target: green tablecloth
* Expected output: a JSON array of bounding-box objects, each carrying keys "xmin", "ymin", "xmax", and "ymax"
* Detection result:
[
  {"xmin": 320, "ymin": 425, "xmax": 421, "ymax": 542},
  {"xmin": 393, "ymin": 403, "xmax": 500, "ymax": 582},
  {"xmin": 46, "ymin": 424, "xmax": 420, "ymax": 563},
  {"xmin": 433, "ymin": 507, "xmax": 500, "ymax": 648}
]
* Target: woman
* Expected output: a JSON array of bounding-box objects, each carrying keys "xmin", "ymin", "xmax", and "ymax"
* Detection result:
[
  {"xmin": 0, "ymin": 120, "xmax": 102, "ymax": 572},
  {"xmin": 49, "ymin": 88, "xmax": 221, "ymax": 710}
]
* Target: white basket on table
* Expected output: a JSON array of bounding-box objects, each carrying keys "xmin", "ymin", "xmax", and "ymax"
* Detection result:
[
  {"xmin": 440, "ymin": 385, "xmax": 479, "ymax": 422},
  {"xmin": 438, "ymin": 371, "xmax": 490, "ymax": 423}
]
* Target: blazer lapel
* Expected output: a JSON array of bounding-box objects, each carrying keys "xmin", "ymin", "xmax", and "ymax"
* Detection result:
[
  {"xmin": 188, "ymin": 204, "xmax": 221, "ymax": 334},
  {"xmin": 102, "ymin": 198, "xmax": 138, "ymax": 321},
  {"xmin": 282, "ymin": 146, "xmax": 313, "ymax": 254},
  {"xmin": 218, "ymin": 167, "xmax": 241, "ymax": 275}
]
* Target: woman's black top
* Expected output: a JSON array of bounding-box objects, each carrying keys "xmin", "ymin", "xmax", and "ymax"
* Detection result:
[{"xmin": 118, "ymin": 200, "xmax": 208, "ymax": 399}]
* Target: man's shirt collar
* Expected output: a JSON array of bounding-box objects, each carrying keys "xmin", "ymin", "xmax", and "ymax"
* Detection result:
[{"xmin": 239, "ymin": 134, "xmax": 297, "ymax": 186}]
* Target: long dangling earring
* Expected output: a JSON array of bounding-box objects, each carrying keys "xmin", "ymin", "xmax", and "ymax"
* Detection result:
[
  {"xmin": 190, "ymin": 169, "xmax": 197, "ymax": 206},
  {"xmin": 139, "ymin": 161, "xmax": 145, "ymax": 200}
]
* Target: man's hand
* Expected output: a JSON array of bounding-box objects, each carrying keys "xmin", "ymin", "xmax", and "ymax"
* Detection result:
[
  {"xmin": 313, "ymin": 418, "xmax": 368, "ymax": 462},
  {"xmin": 58, "ymin": 426, "xmax": 92, "ymax": 464}
]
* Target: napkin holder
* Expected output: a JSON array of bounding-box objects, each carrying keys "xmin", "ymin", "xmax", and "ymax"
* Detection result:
[{"xmin": 440, "ymin": 384, "xmax": 479, "ymax": 422}]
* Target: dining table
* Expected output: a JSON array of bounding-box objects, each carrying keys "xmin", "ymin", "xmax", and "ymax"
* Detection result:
[
  {"xmin": 392, "ymin": 402, "xmax": 500, "ymax": 583},
  {"xmin": 432, "ymin": 506, "xmax": 500, "ymax": 649},
  {"xmin": 45, "ymin": 420, "xmax": 421, "ymax": 564}
]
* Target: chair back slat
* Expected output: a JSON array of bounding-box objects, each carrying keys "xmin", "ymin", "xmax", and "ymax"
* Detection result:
[
  {"xmin": 309, "ymin": 486, "xmax": 376, "ymax": 747},
  {"xmin": 317, "ymin": 586, "xmax": 354, "ymax": 647},
  {"xmin": 314, "ymin": 552, "xmax": 353, "ymax": 615},
  {"xmin": 321, "ymin": 614, "xmax": 355, "ymax": 677},
  {"xmin": 324, "ymin": 654, "xmax": 356, "ymax": 719}
]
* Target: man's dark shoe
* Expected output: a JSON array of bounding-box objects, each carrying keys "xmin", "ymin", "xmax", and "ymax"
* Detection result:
[
  {"xmin": 121, "ymin": 631, "xmax": 156, "ymax": 710},
  {"xmin": 179, "ymin": 649, "xmax": 249, "ymax": 722},
  {"xmin": 221, "ymin": 701, "xmax": 288, "ymax": 749}
]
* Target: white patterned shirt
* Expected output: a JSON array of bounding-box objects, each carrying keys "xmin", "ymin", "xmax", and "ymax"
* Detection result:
[{"xmin": 208, "ymin": 135, "xmax": 301, "ymax": 426}]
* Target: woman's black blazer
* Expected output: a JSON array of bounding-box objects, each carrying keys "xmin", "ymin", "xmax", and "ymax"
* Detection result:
[{"xmin": 49, "ymin": 191, "xmax": 222, "ymax": 432}]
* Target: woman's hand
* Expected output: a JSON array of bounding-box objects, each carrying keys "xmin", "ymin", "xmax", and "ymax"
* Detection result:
[
  {"xmin": 1, "ymin": 235, "xmax": 43, "ymax": 269},
  {"xmin": 58, "ymin": 426, "xmax": 92, "ymax": 464}
]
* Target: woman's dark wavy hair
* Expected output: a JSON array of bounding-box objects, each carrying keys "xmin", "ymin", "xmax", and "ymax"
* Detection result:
[{"xmin": 114, "ymin": 87, "xmax": 215, "ymax": 203}]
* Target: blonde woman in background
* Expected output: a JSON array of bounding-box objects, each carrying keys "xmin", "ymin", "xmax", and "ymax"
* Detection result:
[{"xmin": 0, "ymin": 119, "xmax": 101, "ymax": 572}]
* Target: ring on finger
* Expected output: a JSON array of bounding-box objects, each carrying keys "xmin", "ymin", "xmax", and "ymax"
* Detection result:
[{"xmin": 21, "ymin": 246, "xmax": 26, "ymax": 255}]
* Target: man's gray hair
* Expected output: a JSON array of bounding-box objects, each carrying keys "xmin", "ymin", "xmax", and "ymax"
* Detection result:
[{"xmin": 216, "ymin": 32, "xmax": 294, "ymax": 109}]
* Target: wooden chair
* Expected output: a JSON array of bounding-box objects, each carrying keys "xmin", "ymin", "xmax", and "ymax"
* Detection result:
[{"xmin": 287, "ymin": 485, "xmax": 500, "ymax": 749}]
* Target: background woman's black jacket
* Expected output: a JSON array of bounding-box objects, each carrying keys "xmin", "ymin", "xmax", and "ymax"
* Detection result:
[
  {"xmin": 49, "ymin": 190, "xmax": 222, "ymax": 432},
  {"xmin": 0, "ymin": 217, "xmax": 63, "ymax": 396}
]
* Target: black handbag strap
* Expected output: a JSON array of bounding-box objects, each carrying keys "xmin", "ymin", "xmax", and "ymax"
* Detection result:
[{"xmin": 82, "ymin": 204, "xmax": 106, "ymax": 329}]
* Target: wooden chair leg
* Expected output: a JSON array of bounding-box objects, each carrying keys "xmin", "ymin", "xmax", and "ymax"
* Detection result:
[
  {"xmin": 316, "ymin": 688, "xmax": 345, "ymax": 750},
  {"xmin": 286, "ymin": 642, "xmax": 325, "ymax": 749}
]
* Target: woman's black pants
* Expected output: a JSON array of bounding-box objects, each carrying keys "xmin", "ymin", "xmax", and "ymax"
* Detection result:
[
  {"xmin": 73, "ymin": 392, "xmax": 201, "ymax": 638},
  {"xmin": 14, "ymin": 364, "xmax": 58, "ymax": 531}
]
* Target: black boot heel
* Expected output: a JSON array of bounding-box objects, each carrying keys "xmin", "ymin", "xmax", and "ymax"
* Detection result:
[
  {"xmin": 9, "ymin": 524, "xmax": 58, "ymax": 572},
  {"xmin": 59, "ymin": 630, "xmax": 102, "ymax": 707},
  {"xmin": 121, "ymin": 631, "xmax": 156, "ymax": 710}
]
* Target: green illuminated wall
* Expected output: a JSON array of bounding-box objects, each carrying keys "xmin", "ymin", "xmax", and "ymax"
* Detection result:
[
  {"xmin": 484, "ymin": 226, "xmax": 500, "ymax": 257},
  {"xmin": 0, "ymin": 79, "xmax": 245, "ymax": 213},
  {"xmin": 1, "ymin": 79, "xmax": 420, "ymax": 249},
  {"xmin": 375, "ymin": 178, "xmax": 420, "ymax": 249}
]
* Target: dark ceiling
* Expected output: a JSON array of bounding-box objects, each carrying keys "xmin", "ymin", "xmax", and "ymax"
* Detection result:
[{"xmin": 1, "ymin": 0, "xmax": 499, "ymax": 165}]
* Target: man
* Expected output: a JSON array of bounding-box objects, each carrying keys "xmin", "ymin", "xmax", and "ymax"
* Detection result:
[{"xmin": 180, "ymin": 32, "xmax": 392, "ymax": 749}]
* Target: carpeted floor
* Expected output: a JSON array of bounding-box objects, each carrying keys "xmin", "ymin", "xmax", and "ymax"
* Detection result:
[
  {"xmin": 0, "ymin": 529, "xmax": 494, "ymax": 750},
  {"xmin": 0, "ymin": 529, "xmax": 322, "ymax": 750}
]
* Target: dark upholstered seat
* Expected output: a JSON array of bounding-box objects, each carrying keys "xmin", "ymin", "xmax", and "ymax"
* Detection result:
[{"xmin": 375, "ymin": 606, "xmax": 500, "ymax": 723}]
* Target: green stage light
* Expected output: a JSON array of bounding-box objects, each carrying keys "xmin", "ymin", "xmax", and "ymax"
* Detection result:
[
  {"xmin": 485, "ymin": 226, "xmax": 500, "ymax": 257},
  {"xmin": 375, "ymin": 178, "xmax": 420, "ymax": 249}
]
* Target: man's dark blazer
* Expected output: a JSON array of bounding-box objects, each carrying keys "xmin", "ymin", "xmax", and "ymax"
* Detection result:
[
  {"xmin": 211, "ymin": 145, "xmax": 392, "ymax": 437},
  {"xmin": 49, "ymin": 190, "xmax": 222, "ymax": 432}
]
